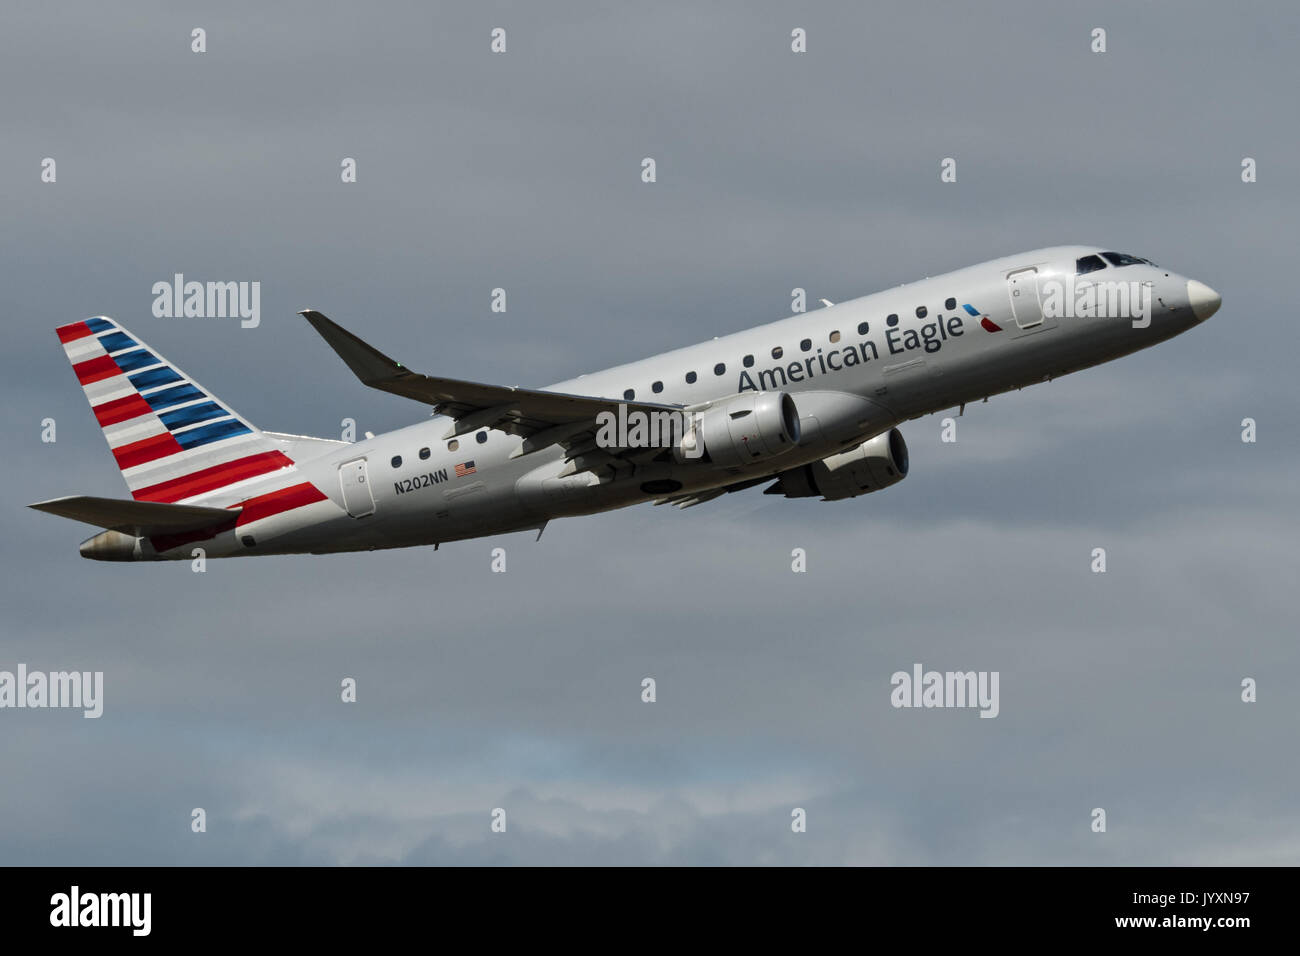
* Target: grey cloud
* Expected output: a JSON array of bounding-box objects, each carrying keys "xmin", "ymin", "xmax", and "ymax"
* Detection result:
[{"xmin": 1, "ymin": 0, "xmax": 1297, "ymax": 864}]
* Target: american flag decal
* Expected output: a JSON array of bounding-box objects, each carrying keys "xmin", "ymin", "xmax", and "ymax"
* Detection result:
[{"xmin": 454, "ymin": 460, "xmax": 476, "ymax": 478}]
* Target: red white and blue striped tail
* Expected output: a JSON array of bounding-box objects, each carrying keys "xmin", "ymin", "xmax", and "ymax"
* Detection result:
[{"xmin": 55, "ymin": 317, "xmax": 295, "ymax": 504}]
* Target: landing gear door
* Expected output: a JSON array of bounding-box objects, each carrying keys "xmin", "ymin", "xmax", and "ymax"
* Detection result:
[
  {"xmin": 1006, "ymin": 267, "xmax": 1046, "ymax": 330},
  {"xmin": 339, "ymin": 458, "xmax": 375, "ymax": 517}
]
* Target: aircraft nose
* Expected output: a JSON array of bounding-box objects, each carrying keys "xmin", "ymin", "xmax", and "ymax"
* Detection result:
[{"xmin": 1186, "ymin": 279, "xmax": 1221, "ymax": 321}]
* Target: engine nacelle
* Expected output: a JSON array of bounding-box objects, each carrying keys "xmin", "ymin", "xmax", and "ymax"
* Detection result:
[
  {"xmin": 674, "ymin": 391, "xmax": 801, "ymax": 468},
  {"xmin": 765, "ymin": 428, "xmax": 909, "ymax": 501}
]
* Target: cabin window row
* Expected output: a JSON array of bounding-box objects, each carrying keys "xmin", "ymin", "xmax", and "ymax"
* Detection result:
[
  {"xmin": 619, "ymin": 297, "xmax": 960, "ymax": 400},
  {"xmin": 389, "ymin": 431, "xmax": 487, "ymax": 468}
]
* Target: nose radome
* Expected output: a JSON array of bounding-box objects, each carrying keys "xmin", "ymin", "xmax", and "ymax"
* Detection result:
[{"xmin": 1186, "ymin": 279, "xmax": 1221, "ymax": 321}]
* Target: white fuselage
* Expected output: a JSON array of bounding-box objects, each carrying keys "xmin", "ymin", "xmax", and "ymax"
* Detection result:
[{"xmin": 137, "ymin": 245, "xmax": 1219, "ymax": 559}]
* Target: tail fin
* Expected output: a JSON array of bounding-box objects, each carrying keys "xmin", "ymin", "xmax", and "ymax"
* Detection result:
[{"xmin": 55, "ymin": 317, "xmax": 294, "ymax": 503}]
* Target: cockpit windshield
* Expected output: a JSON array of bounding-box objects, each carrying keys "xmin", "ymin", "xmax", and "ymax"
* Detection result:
[
  {"xmin": 1076, "ymin": 254, "xmax": 1107, "ymax": 275},
  {"xmin": 1101, "ymin": 251, "xmax": 1151, "ymax": 267}
]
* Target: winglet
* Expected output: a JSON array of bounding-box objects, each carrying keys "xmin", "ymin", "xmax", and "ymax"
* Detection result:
[{"xmin": 298, "ymin": 310, "xmax": 407, "ymax": 385}]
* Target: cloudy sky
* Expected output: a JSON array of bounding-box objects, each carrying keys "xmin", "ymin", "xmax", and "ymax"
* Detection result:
[{"xmin": 2, "ymin": 0, "xmax": 1297, "ymax": 864}]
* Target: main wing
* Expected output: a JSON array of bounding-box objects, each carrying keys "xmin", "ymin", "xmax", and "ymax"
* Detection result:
[{"xmin": 300, "ymin": 310, "xmax": 688, "ymax": 474}]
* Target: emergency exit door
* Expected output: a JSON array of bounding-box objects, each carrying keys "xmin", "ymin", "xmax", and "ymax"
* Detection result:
[
  {"xmin": 339, "ymin": 458, "xmax": 375, "ymax": 517},
  {"xmin": 1006, "ymin": 268, "xmax": 1044, "ymax": 329}
]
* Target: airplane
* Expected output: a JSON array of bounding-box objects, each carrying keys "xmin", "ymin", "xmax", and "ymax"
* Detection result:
[{"xmin": 30, "ymin": 245, "xmax": 1221, "ymax": 562}]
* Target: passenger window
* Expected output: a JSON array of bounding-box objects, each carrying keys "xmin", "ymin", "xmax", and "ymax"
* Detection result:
[
  {"xmin": 652, "ymin": 380, "xmax": 663, "ymax": 393},
  {"xmin": 945, "ymin": 297, "xmax": 956, "ymax": 310},
  {"xmin": 857, "ymin": 321, "xmax": 869, "ymax": 335},
  {"xmin": 800, "ymin": 338, "xmax": 811, "ymax": 352},
  {"xmin": 391, "ymin": 456, "xmax": 402, "ymax": 468},
  {"xmin": 915, "ymin": 306, "xmax": 927, "ymax": 318},
  {"xmin": 623, "ymin": 388, "xmax": 634, "ymax": 400},
  {"xmin": 714, "ymin": 363, "xmax": 726, "ymax": 376},
  {"xmin": 886, "ymin": 314, "xmax": 899, "ymax": 327},
  {"xmin": 447, "ymin": 439, "xmax": 459, "ymax": 451},
  {"xmin": 419, "ymin": 447, "xmax": 430, "ymax": 460},
  {"xmin": 685, "ymin": 371, "xmax": 697, "ymax": 384},
  {"xmin": 1076, "ymin": 254, "xmax": 1107, "ymax": 275},
  {"xmin": 475, "ymin": 432, "xmax": 487, "ymax": 444},
  {"xmin": 829, "ymin": 330, "xmax": 841, "ymax": 343},
  {"xmin": 771, "ymin": 346, "xmax": 783, "ymax": 359},
  {"xmin": 743, "ymin": 354, "xmax": 754, "ymax": 368}
]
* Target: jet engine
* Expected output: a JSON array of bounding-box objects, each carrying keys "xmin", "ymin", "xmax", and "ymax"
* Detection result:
[
  {"xmin": 764, "ymin": 428, "xmax": 909, "ymax": 501},
  {"xmin": 674, "ymin": 391, "xmax": 801, "ymax": 468}
]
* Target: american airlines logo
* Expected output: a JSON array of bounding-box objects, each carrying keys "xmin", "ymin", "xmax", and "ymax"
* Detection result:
[{"xmin": 1040, "ymin": 276, "xmax": 1153, "ymax": 328}]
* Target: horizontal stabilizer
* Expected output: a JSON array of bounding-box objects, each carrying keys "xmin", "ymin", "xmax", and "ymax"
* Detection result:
[{"xmin": 28, "ymin": 495, "xmax": 238, "ymax": 536}]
